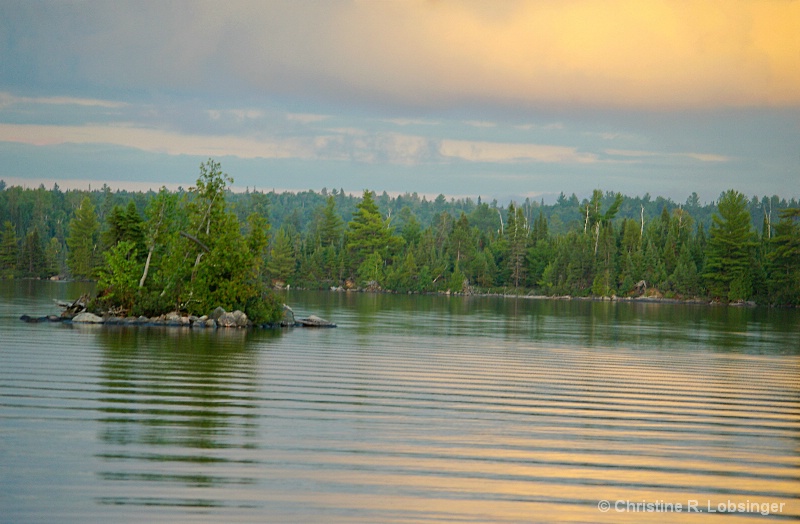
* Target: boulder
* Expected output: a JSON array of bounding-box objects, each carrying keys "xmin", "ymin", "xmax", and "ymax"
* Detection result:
[
  {"xmin": 72, "ymin": 312, "xmax": 104, "ymax": 324},
  {"xmin": 232, "ymin": 310, "xmax": 248, "ymax": 327},
  {"xmin": 210, "ymin": 306, "xmax": 226, "ymax": 321},
  {"xmin": 165, "ymin": 311, "xmax": 182, "ymax": 323},
  {"xmin": 217, "ymin": 312, "xmax": 237, "ymax": 328},
  {"xmin": 297, "ymin": 315, "xmax": 336, "ymax": 327}
]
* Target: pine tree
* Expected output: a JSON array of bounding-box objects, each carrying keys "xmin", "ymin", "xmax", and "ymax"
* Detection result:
[
  {"xmin": 269, "ymin": 227, "xmax": 296, "ymax": 284},
  {"xmin": 346, "ymin": 190, "xmax": 401, "ymax": 274},
  {"xmin": 668, "ymin": 243, "xmax": 700, "ymax": 297},
  {"xmin": 102, "ymin": 201, "xmax": 145, "ymax": 257},
  {"xmin": 66, "ymin": 196, "xmax": 100, "ymax": 279},
  {"xmin": 0, "ymin": 221, "xmax": 18, "ymax": 279},
  {"xmin": 20, "ymin": 228, "xmax": 46, "ymax": 278},
  {"xmin": 504, "ymin": 203, "xmax": 529, "ymax": 288},
  {"xmin": 44, "ymin": 237, "xmax": 63, "ymax": 277},
  {"xmin": 318, "ymin": 196, "xmax": 343, "ymax": 248},
  {"xmin": 767, "ymin": 208, "xmax": 800, "ymax": 305},
  {"xmin": 704, "ymin": 190, "xmax": 757, "ymax": 301},
  {"xmin": 446, "ymin": 213, "xmax": 476, "ymax": 273}
]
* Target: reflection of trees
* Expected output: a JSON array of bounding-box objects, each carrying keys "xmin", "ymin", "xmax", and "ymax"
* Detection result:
[{"xmin": 95, "ymin": 327, "xmax": 278, "ymax": 496}]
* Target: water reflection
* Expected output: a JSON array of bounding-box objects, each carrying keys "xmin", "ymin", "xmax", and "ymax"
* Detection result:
[
  {"xmin": 282, "ymin": 290, "xmax": 800, "ymax": 354},
  {"xmin": 3, "ymin": 282, "xmax": 799, "ymax": 522},
  {"xmin": 94, "ymin": 327, "xmax": 276, "ymax": 506}
]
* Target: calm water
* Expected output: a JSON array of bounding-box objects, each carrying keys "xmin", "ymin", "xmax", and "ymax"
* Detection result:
[{"xmin": 1, "ymin": 281, "xmax": 798, "ymax": 523}]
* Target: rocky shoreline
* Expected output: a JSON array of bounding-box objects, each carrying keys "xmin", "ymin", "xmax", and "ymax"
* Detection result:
[{"xmin": 20, "ymin": 299, "xmax": 336, "ymax": 328}]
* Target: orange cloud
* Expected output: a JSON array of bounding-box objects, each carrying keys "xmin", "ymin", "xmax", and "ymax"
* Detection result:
[{"xmin": 318, "ymin": 0, "xmax": 800, "ymax": 109}]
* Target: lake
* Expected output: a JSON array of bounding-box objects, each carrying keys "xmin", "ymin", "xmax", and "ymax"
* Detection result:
[{"xmin": 1, "ymin": 281, "xmax": 798, "ymax": 523}]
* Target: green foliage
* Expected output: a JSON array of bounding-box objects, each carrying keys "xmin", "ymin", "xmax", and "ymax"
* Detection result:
[
  {"xmin": 346, "ymin": 190, "xmax": 402, "ymax": 280},
  {"xmin": 102, "ymin": 201, "xmax": 145, "ymax": 257},
  {"xmin": 44, "ymin": 237, "xmax": 64, "ymax": 277},
  {"xmin": 66, "ymin": 196, "xmax": 100, "ymax": 279},
  {"xmin": 767, "ymin": 208, "xmax": 800, "ymax": 305},
  {"xmin": 96, "ymin": 241, "xmax": 142, "ymax": 313},
  {"xmin": 2, "ymin": 178, "xmax": 796, "ymax": 306},
  {"xmin": 357, "ymin": 251, "xmax": 384, "ymax": 286},
  {"xmin": 704, "ymin": 190, "xmax": 758, "ymax": 301},
  {"xmin": 91, "ymin": 161, "xmax": 282, "ymax": 323},
  {"xmin": 268, "ymin": 226, "xmax": 296, "ymax": 284},
  {"xmin": 318, "ymin": 196, "xmax": 343, "ymax": 248},
  {"xmin": 20, "ymin": 227, "xmax": 47, "ymax": 278},
  {"xmin": 0, "ymin": 221, "xmax": 18, "ymax": 279}
]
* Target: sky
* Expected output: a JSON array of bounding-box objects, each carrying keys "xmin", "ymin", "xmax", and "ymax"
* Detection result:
[{"xmin": 0, "ymin": 0, "xmax": 798, "ymax": 204}]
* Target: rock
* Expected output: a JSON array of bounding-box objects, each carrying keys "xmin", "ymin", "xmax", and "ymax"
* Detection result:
[
  {"xmin": 232, "ymin": 310, "xmax": 248, "ymax": 327},
  {"xmin": 297, "ymin": 315, "xmax": 336, "ymax": 328},
  {"xmin": 205, "ymin": 318, "xmax": 217, "ymax": 328},
  {"xmin": 72, "ymin": 312, "xmax": 104, "ymax": 323},
  {"xmin": 217, "ymin": 312, "xmax": 237, "ymax": 327},
  {"xmin": 211, "ymin": 306, "xmax": 226, "ymax": 321},
  {"xmin": 135, "ymin": 316, "xmax": 150, "ymax": 324}
]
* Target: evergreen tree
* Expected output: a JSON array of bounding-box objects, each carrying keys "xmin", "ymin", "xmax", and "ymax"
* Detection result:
[
  {"xmin": 97, "ymin": 241, "xmax": 142, "ymax": 313},
  {"xmin": 0, "ymin": 221, "xmax": 18, "ymax": 279},
  {"xmin": 20, "ymin": 228, "xmax": 46, "ymax": 278},
  {"xmin": 668, "ymin": 243, "xmax": 701, "ymax": 297},
  {"xmin": 386, "ymin": 251, "xmax": 418, "ymax": 292},
  {"xmin": 446, "ymin": 213, "xmax": 476, "ymax": 274},
  {"xmin": 591, "ymin": 222, "xmax": 617, "ymax": 296},
  {"xmin": 246, "ymin": 213, "xmax": 271, "ymax": 279},
  {"xmin": 357, "ymin": 251, "xmax": 384, "ymax": 287},
  {"xmin": 704, "ymin": 190, "xmax": 757, "ymax": 301},
  {"xmin": 503, "ymin": 203, "xmax": 529, "ymax": 288},
  {"xmin": 102, "ymin": 201, "xmax": 145, "ymax": 257},
  {"xmin": 66, "ymin": 196, "xmax": 100, "ymax": 279},
  {"xmin": 44, "ymin": 237, "xmax": 63, "ymax": 277},
  {"xmin": 527, "ymin": 213, "xmax": 553, "ymax": 292},
  {"xmin": 268, "ymin": 226, "xmax": 296, "ymax": 284},
  {"xmin": 346, "ymin": 190, "xmax": 401, "ymax": 274},
  {"xmin": 767, "ymin": 208, "xmax": 800, "ymax": 305},
  {"xmin": 139, "ymin": 188, "xmax": 178, "ymax": 290},
  {"xmin": 318, "ymin": 196, "xmax": 343, "ymax": 248}
]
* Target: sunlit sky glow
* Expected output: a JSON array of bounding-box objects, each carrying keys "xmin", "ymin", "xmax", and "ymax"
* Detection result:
[{"xmin": 0, "ymin": 0, "xmax": 798, "ymax": 203}]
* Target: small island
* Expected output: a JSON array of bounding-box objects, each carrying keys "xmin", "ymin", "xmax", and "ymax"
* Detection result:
[{"xmin": 16, "ymin": 160, "xmax": 332, "ymax": 329}]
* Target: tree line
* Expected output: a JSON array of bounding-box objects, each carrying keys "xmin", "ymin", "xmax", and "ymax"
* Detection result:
[{"xmin": 1, "ymin": 161, "xmax": 798, "ymax": 307}]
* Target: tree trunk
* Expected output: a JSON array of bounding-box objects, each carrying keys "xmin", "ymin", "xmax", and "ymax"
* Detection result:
[{"xmin": 139, "ymin": 247, "xmax": 153, "ymax": 288}]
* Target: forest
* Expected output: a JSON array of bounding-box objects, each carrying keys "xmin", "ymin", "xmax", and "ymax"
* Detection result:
[{"xmin": 1, "ymin": 159, "xmax": 799, "ymax": 311}]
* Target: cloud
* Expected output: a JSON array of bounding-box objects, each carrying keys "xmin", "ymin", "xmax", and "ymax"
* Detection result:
[
  {"xmin": 440, "ymin": 140, "xmax": 597, "ymax": 164},
  {"xmin": 0, "ymin": 123, "xmax": 314, "ymax": 159},
  {"xmin": 4, "ymin": 1, "xmax": 797, "ymax": 111},
  {"xmin": 0, "ymin": 92, "xmax": 126, "ymax": 109},
  {"xmin": 464, "ymin": 120, "xmax": 497, "ymax": 128},
  {"xmin": 207, "ymin": 109, "xmax": 265, "ymax": 122},
  {"xmin": 383, "ymin": 118, "xmax": 440, "ymax": 127},
  {"xmin": 286, "ymin": 113, "xmax": 330, "ymax": 124},
  {"xmin": 605, "ymin": 149, "xmax": 730, "ymax": 163}
]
